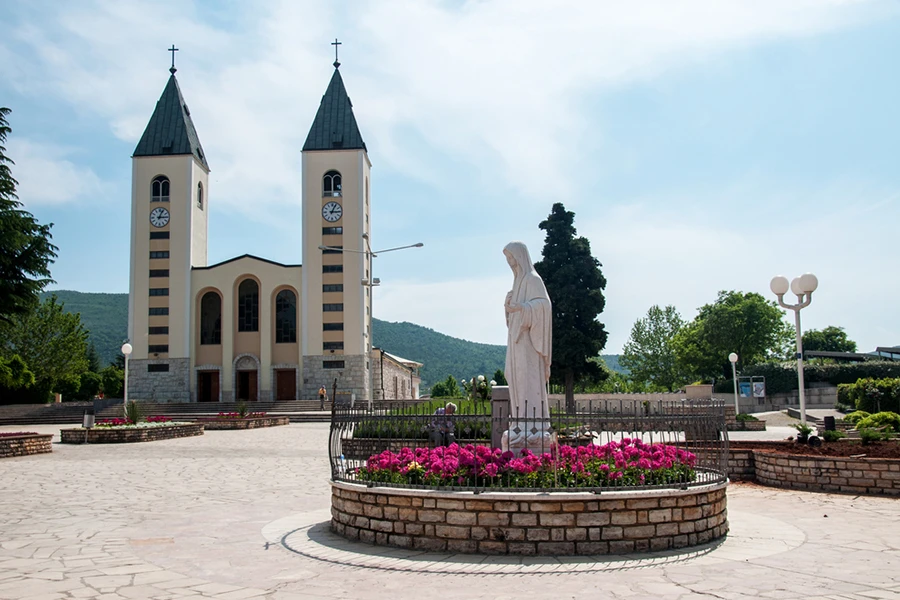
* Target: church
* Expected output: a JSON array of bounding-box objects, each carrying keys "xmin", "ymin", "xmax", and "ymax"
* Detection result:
[{"xmin": 125, "ymin": 49, "xmax": 421, "ymax": 403}]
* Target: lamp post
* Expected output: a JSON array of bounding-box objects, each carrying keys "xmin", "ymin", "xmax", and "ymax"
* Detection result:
[
  {"xmin": 728, "ymin": 352, "xmax": 739, "ymax": 417},
  {"xmin": 770, "ymin": 273, "xmax": 818, "ymax": 425},
  {"xmin": 121, "ymin": 342, "xmax": 133, "ymax": 417},
  {"xmin": 319, "ymin": 236, "xmax": 423, "ymax": 408}
]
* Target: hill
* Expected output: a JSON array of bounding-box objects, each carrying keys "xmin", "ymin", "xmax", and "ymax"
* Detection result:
[{"xmin": 40, "ymin": 290, "xmax": 622, "ymax": 388}]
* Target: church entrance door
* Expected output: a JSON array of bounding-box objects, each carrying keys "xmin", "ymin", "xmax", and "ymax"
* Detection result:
[
  {"xmin": 197, "ymin": 371, "xmax": 219, "ymax": 403},
  {"xmin": 275, "ymin": 369, "xmax": 296, "ymax": 401},
  {"xmin": 236, "ymin": 370, "xmax": 258, "ymax": 401}
]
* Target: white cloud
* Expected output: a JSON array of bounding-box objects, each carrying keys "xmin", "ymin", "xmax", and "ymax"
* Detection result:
[{"xmin": 7, "ymin": 139, "xmax": 111, "ymax": 206}]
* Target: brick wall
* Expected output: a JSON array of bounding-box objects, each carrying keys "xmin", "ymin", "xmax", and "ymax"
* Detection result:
[
  {"xmin": 0, "ymin": 434, "xmax": 53, "ymax": 458},
  {"xmin": 331, "ymin": 482, "xmax": 727, "ymax": 555},
  {"xmin": 726, "ymin": 449, "xmax": 755, "ymax": 481},
  {"xmin": 199, "ymin": 416, "xmax": 289, "ymax": 430},
  {"xmin": 60, "ymin": 423, "xmax": 204, "ymax": 444},
  {"xmin": 753, "ymin": 452, "xmax": 900, "ymax": 496}
]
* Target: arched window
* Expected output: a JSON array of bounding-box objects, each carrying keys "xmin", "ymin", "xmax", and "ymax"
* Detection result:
[
  {"xmin": 274, "ymin": 289, "xmax": 297, "ymax": 344},
  {"xmin": 323, "ymin": 170, "xmax": 342, "ymax": 197},
  {"xmin": 197, "ymin": 182, "xmax": 203, "ymax": 209},
  {"xmin": 151, "ymin": 176, "xmax": 170, "ymax": 202},
  {"xmin": 200, "ymin": 292, "xmax": 221, "ymax": 345},
  {"xmin": 237, "ymin": 279, "xmax": 259, "ymax": 332}
]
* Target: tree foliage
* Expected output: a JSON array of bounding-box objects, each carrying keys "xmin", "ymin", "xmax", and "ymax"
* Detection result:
[
  {"xmin": 674, "ymin": 291, "xmax": 791, "ymax": 381},
  {"xmin": 621, "ymin": 305, "xmax": 686, "ymax": 392},
  {"xmin": 534, "ymin": 203, "xmax": 608, "ymax": 412},
  {"xmin": 0, "ymin": 108, "xmax": 57, "ymax": 324},
  {"xmin": 0, "ymin": 295, "xmax": 89, "ymax": 402},
  {"xmin": 492, "ymin": 369, "xmax": 507, "ymax": 386},
  {"xmin": 430, "ymin": 375, "xmax": 462, "ymax": 398},
  {"xmin": 802, "ymin": 326, "xmax": 857, "ymax": 354}
]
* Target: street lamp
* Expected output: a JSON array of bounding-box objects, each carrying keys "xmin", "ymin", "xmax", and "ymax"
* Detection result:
[
  {"xmin": 121, "ymin": 342, "xmax": 133, "ymax": 417},
  {"xmin": 728, "ymin": 352, "xmax": 739, "ymax": 417},
  {"xmin": 770, "ymin": 273, "xmax": 818, "ymax": 425},
  {"xmin": 318, "ymin": 235, "xmax": 423, "ymax": 408}
]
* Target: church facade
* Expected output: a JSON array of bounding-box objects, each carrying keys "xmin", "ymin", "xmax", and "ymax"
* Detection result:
[{"xmin": 124, "ymin": 58, "xmax": 420, "ymax": 403}]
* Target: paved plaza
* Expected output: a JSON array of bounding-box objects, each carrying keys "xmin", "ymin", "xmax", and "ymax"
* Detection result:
[{"xmin": 1, "ymin": 423, "xmax": 899, "ymax": 600}]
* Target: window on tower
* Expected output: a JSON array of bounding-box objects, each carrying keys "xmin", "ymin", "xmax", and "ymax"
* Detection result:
[
  {"xmin": 151, "ymin": 176, "xmax": 170, "ymax": 202},
  {"xmin": 323, "ymin": 171, "xmax": 342, "ymax": 197},
  {"xmin": 237, "ymin": 279, "xmax": 259, "ymax": 332},
  {"xmin": 200, "ymin": 291, "xmax": 222, "ymax": 345},
  {"xmin": 275, "ymin": 289, "xmax": 297, "ymax": 344},
  {"xmin": 197, "ymin": 182, "xmax": 204, "ymax": 209}
]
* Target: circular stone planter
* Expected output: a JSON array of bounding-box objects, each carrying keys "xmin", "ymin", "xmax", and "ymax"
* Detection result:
[
  {"xmin": 196, "ymin": 416, "xmax": 290, "ymax": 430},
  {"xmin": 331, "ymin": 481, "xmax": 727, "ymax": 556},
  {"xmin": 0, "ymin": 433, "xmax": 53, "ymax": 458},
  {"xmin": 60, "ymin": 423, "xmax": 204, "ymax": 444}
]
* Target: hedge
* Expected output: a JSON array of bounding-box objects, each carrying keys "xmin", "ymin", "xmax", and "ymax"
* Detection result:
[{"xmin": 713, "ymin": 361, "xmax": 900, "ymax": 395}]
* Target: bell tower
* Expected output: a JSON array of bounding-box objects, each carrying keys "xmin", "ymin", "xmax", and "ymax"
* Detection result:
[
  {"xmin": 301, "ymin": 57, "xmax": 372, "ymax": 402},
  {"xmin": 127, "ymin": 55, "xmax": 210, "ymax": 401}
]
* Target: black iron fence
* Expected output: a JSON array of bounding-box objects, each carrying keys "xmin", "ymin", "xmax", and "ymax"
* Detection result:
[{"xmin": 328, "ymin": 398, "xmax": 728, "ymax": 493}]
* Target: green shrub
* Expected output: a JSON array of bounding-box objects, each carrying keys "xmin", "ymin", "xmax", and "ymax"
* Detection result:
[
  {"xmin": 822, "ymin": 430, "xmax": 846, "ymax": 443},
  {"xmin": 237, "ymin": 400, "xmax": 249, "ymax": 418},
  {"xmin": 855, "ymin": 411, "xmax": 900, "ymax": 433},
  {"xmin": 124, "ymin": 400, "xmax": 142, "ymax": 425},
  {"xmin": 792, "ymin": 422, "xmax": 814, "ymax": 443},
  {"xmin": 843, "ymin": 410, "xmax": 871, "ymax": 425},
  {"xmin": 730, "ymin": 362, "xmax": 900, "ymax": 395},
  {"xmin": 853, "ymin": 378, "xmax": 900, "ymax": 413},
  {"xmin": 735, "ymin": 413, "xmax": 759, "ymax": 422},
  {"xmin": 859, "ymin": 428, "xmax": 889, "ymax": 445}
]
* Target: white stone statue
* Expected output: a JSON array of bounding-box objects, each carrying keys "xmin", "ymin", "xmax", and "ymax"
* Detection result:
[{"xmin": 501, "ymin": 241, "xmax": 553, "ymax": 453}]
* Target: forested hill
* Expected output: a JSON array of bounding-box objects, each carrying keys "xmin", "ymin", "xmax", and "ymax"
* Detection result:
[{"xmin": 39, "ymin": 290, "xmax": 622, "ymax": 389}]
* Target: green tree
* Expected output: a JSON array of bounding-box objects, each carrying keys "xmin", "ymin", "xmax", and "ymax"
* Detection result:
[
  {"xmin": 431, "ymin": 375, "xmax": 462, "ymax": 398},
  {"xmin": 492, "ymin": 369, "xmax": 507, "ymax": 386},
  {"xmin": 621, "ymin": 305, "xmax": 686, "ymax": 392},
  {"xmin": 0, "ymin": 355, "xmax": 34, "ymax": 389},
  {"xmin": 674, "ymin": 291, "xmax": 791, "ymax": 381},
  {"xmin": 86, "ymin": 342, "xmax": 102, "ymax": 372},
  {"xmin": 100, "ymin": 365, "xmax": 124, "ymax": 398},
  {"xmin": 534, "ymin": 203, "xmax": 608, "ymax": 412},
  {"xmin": 0, "ymin": 295, "xmax": 89, "ymax": 402},
  {"xmin": 802, "ymin": 326, "xmax": 857, "ymax": 354},
  {"xmin": 0, "ymin": 108, "xmax": 57, "ymax": 324}
]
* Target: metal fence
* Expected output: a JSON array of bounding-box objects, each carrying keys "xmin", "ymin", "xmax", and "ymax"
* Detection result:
[{"xmin": 328, "ymin": 398, "xmax": 728, "ymax": 493}]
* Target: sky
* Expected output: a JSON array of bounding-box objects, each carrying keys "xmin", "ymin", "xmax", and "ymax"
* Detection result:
[{"xmin": 1, "ymin": 0, "xmax": 899, "ymax": 354}]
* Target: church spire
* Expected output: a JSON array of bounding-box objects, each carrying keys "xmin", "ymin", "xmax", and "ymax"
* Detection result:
[
  {"xmin": 133, "ymin": 49, "xmax": 209, "ymax": 170},
  {"xmin": 303, "ymin": 55, "xmax": 366, "ymax": 152}
]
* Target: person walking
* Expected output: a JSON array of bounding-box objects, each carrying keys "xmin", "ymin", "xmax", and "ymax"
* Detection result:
[{"xmin": 318, "ymin": 385, "xmax": 327, "ymax": 410}]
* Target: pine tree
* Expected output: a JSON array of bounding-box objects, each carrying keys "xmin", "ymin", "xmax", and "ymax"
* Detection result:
[
  {"xmin": 534, "ymin": 203, "xmax": 608, "ymax": 412},
  {"xmin": 0, "ymin": 107, "xmax": 57, "ymax": 324}
]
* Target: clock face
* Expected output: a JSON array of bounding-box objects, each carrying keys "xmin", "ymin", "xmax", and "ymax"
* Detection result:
[
  {"xmin": 149, "ymin": 207, "xmax": 170, "ymax": 228},
  {"xmin": 322, "ymin": 201, "xmax": 343, "ymax": 222}
]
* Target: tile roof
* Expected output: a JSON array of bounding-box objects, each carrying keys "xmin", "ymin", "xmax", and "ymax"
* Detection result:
[
  {"xmin": 303, "ymin": 68, "xmax": 367, "ymax": 152},
  {"xmin": 133, "ymin": 74, "xmax": 209, "ymax": 170}
]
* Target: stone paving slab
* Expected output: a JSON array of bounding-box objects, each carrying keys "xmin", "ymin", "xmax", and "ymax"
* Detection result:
[{"xmin": 1, "ymin": 423, "xmax": 899, "ymax": 599}]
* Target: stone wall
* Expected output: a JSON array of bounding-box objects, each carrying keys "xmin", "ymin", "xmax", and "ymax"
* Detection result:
[
  {"xmin": 331, "ymin": 481, "xmax": 728, "ymax": 556},
  {"xmin": 302, "ymin": 354, "xmax": 368, "ymax": 403},
  {"xmin": 127, "ymin": 358, "xmax": 191, "ymax": 402},
  {"xmin": 726, "ymin": 449, "xmax": 756, "ymax": 481},
  {"xmin": 0, "ymin": 434, "xmax": 53, "ymax": 458},
  {"xmin": 753, "ymin": 452, "xmax": 900, "ymax": 496},
  {"xmin": 198, "ymin": 416, "xmax": 289, "ymax": 430},
  {"xmin": 60, "ymin": 423, "xmax": 204, "ymax": 444},
  {"xmin": 372, "ymin": 353, "xmax": 419, "ymax": 400}
]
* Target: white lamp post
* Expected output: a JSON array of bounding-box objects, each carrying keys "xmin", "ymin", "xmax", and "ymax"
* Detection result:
[
  {"xmin": 728, "ymin": 352, "xmax": 739, "ymax": 417},
  {"xmin": 770, "ymin": 273, "xmax": 818, "ymax": 425},
  {"xmin": 121, "ymin": 342, "xmax": 133, "ymax": 416},
  {"xmin": 319, "ymin": 236, "xmax": 423, "ymax": 408}
]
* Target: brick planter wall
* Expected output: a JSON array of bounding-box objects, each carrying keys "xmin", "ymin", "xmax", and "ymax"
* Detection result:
[
  {"xmin": 60, "ymin": 423, "xmax": 204, "ymax": 444},
  {"xmin": 0, "ymin": 434, "xmax": 53, "ymax": 458},
  {"xmin": 198, "ymin": 416, "xmax": 290, "ymax": 430},
  {"xmin": 726, "ymin": 449, "xmax": 756, "ymax": 481},
  {"xmin": 727, "ymin": 420, "xmax": 766, "ymax": 431},
  {"xmin": 331, "ymin": 481, "xmax": 727, "ymax": 556},
  {"xmin": 753, "ymin": 452, "xmax": 900, "ymax": 496}
]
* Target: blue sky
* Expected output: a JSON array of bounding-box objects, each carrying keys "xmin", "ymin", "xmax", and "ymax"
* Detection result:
[{"xmin": 1, "ymin": 0, "xmax": 898, "ymax": 354}]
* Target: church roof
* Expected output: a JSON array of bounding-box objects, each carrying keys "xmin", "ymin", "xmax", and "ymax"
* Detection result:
[
  {"xmin": 133, "ymin": 73, "xmax": 210, "ymax": 170},
  {"xmin": 303, "ymin": 68, "xmax": 367, "ymax": 152}
]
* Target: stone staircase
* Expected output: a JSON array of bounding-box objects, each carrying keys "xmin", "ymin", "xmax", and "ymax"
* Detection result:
[
  {"xmin": 0, "ymin": 402, "xmax": 96, "ymax": 426},
  {"xmin": 96, "ymin": 401, "xmax": 335, "ymax": 423}
]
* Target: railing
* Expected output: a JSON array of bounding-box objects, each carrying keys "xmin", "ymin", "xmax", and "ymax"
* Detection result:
[{"xmin": 328, "ymin": 398, "xmax": 728, "ymax": 493}]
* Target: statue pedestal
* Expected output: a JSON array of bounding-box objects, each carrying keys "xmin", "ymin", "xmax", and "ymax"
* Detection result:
[{"xmin": 501, "ymin": 420, "xmax": 554, "ymax": 455}]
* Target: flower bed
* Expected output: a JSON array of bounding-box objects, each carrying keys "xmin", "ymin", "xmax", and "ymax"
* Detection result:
[
  {"xmin": 198, "ymin": 416, "xmax": 290, "ymax": 430},
  {"xmin": 358, "ymin": 439, "xmax": 697, "ymax": 489},
  {"xmin": 216, "ymin": 411, "xmax": 267, "ymax": 419},
  {"xmin": 0, "ymin": 433, "xmax": 53, "ymax": 458},
  {"xmin": 60, "ymin": 423, "xmax": 203, "ymax": 444}
]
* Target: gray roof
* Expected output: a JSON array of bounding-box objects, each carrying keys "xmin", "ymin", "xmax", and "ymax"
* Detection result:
[
  {"xmin": 303, "ymin": 68, "xmax": 367, "ymax": 152},
  {"xmin": 133, "ymin": 74, "xmax": 209, "ymax": 170}
]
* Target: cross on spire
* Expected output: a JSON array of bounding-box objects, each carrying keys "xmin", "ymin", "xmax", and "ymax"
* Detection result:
[
  {"xmin": 331, "ymin": 38, "xmax": 342, "ymax": 68},
  {"xmin": 168, "ymin": 44, "xmax": 179, "ymax": 74}
]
